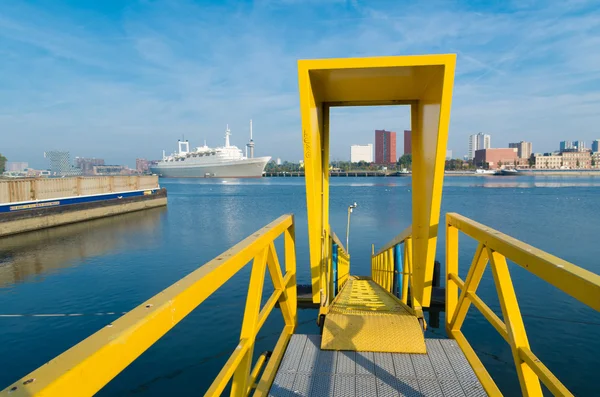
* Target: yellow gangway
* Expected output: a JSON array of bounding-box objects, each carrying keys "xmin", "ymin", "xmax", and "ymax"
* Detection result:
[{"xmin": 4, "ymin": 55, "xmax": 600, "ymax": 397}]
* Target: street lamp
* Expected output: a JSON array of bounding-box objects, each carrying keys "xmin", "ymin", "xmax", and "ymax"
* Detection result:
[{"xmin": 346, "ymin": 202, "xmax": 358, "ymax": 253}]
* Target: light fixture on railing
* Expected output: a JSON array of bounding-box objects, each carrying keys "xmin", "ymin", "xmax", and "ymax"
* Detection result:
[{"xmin": 346, "ymin": 202, "xmax": 358, "ymax": 254}]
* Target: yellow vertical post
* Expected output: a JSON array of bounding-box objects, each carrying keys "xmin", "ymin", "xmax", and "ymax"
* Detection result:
[
  {"xmin": 382, "ymin": 251, "xmax": 386, "ymax": 289},
  {"xmin": 298, "ymin": 65, "xmax": 326, "ymax": 304},
  {"xmin": 449, "ymin": 244, "xmax": 488, "ymax": 330},
  {"xmin": 388, "ymin": 247, "xmax": 394, "ymax": 293},
  {"xmin": 410, "ymin": 62, "xmax": 456, "ymax": 308},
  {"xmin": 328, "ymin": 236, "xmax": 334, "ymax": 304},
  {"xmin": 446, "ymin": 220, "xmax": 459, "ymax": 334},
  {"xmin": 488, "ymin": 248, "xmax": 543, "ymax": 397},
  {"xmin": 374, "ymin": 254, "xmax": 378, "ymax": 284},
  {"xmin": 284, "ymin": 221, "xmax": 297, "ymax": 326},
  {"xmin": 402, "ymin": 238, "xmax": 412, "ymax": 304},
  {"xmin": 375, "ymin": 255, "xmax": 381, "ymax": 284},
  {"xmin": 371, "ymin": 244, "xmax": 375, "ymax": 282},
  {"xmin": 231, "ymin": 247, "xmax": 268, "ymax": 397}
]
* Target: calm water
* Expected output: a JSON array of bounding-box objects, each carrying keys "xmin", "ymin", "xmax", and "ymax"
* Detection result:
[{"xmin": 1, "ymin": 176, "xmax": 599, "ymax": 396}]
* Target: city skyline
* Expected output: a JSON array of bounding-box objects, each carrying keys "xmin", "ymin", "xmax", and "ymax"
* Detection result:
[{"xmin": 1, "ymin": 1, "xmax": 600, "ymax": 167}]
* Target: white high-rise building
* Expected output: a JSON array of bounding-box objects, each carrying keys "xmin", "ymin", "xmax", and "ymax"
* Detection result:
[
  {"xmin": 350, "ymin": 144, "xmax": 373, "ymax": 163},
  {"xmin": 467, "ymin": 133, "xmax": 491, "ymax": 159}
]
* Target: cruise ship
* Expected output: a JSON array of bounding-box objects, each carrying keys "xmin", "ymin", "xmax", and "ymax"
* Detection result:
[{"xmin": 150, "ymin": 123, "xmax": 271, "ymax": 178}]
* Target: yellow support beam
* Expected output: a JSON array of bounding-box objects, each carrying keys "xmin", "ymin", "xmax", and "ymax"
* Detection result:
[
  {"xmin": 3, "ymin": 214, "xmax": 297, "ymax": 397},
  {"xmin": 488, "ymin": 248, "xmax": 542, "ymax": 396},
  {"xmin": 447, "ymin": 213, "xmax": 600, "ymax": 311},
  {"xmin": 445, "ymin": 212, "xmax": 600, "ymax": 396},
  {"xmin": 299, "ymin": 55, "xmax": 456, "ymax": 306}
]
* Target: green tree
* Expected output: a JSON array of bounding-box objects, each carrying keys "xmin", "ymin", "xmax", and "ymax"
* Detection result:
[
  {"xmin": 576, "ymin": 159, "xmax": 580, "ymax": 168},
  {"xmin": 497, "ymin": 160, "xmax": 503, "ymax": 168},
  {"xmin": 397, "ymin": 154, "xmax": 412, "ymax": 169},
  {"xmin": 528, "ymin": 154, "xmax": 535, "ymax": 168},
  {"xmin": 0, "ymin": 153, "xmax": 6, "ymax": 173}
]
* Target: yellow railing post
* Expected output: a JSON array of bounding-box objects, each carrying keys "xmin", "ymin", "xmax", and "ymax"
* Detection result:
[
  {"xmin": 387, "ymin": 247, "xmax": 393, "ymax": 292},
  {"xmin": 488, "ymin": 248, "xmax": 543, "ymax": 397},
  {"xmin": 441, "ymin": 212, "xmax": 600, "ymax": 396},
  {"xmin": 449, "ymin": 244, "xmax": 488, "ymax": 332},
  {"xmin": 284, "ymin": 221, "xmax": 297, "ymax": 325},
  {"xmin": 231, "ymin": 247, "xmax": 268, "ymax": 397},
  {"xmin": 445, "ymin": 220, "xmax": 458, "ymax": 334},
  {"xmin": 2, "ymin": 215, "xmax": 297, "ymax": 397},
  {"xmin": 404, "ymin": 238, "xmax": 413, "ymax": 305},
  {"xmin": 401, "ymin": 241, "xmax": 409, "ymax": 304}
]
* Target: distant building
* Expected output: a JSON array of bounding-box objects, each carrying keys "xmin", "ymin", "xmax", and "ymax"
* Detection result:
[
  {"xmin": 135, "ymin": 158, "xmax": 150, "ymax": 174},
  {"xmin": 446, "ymin": 150, "xmax": 453, "ymax": 160},
  {"xmin": 76, "ymin": 157, "xmax": 105, "ymax": 175},
  {"xmin": 573, "ymin": 140, "xmax": 586, "ymax": 151},
  {"xmin": 508, "ymin": 141, "xmax": 532, "ymax": 159},
  {"xmin": 375, "ymin": 130, "xmax": 396, "ymax": 164},
  {"xmin": 534, "ymin": 153, "xmax": 563, "ymax": 169},
  {"xmin": 559, "ymin": 141, "xmax": 573, "ymax": 152},
  {"xmin": 276, "ymin": 158, "xmax": 282, "ymax": 165},
  {"xmin": 592, "ymin": 152, "xmax": 600, "ymax": 168},
  {"xmin": 5, "ymin": 162, "xmax": 28, "ymax": 172},
  {"xmin": 467, "ymin": 133, "xmax": 491, "ymax": 160},
  {"xmin": 351, "ymin": 144, "xmax": 373, "ymax": 163},
  {"xmin": 93, "ymin": 165, "xmax": 129, "ymax": 175},
  {"xmin": 474, "ymin": 148, "xmax": 517, "ymax": 169},
  {"xmin": 562, "ymin": 150, "xmax": 591, "ymax": 168},
  {"xmin": 403, "ymin": 130, "xmax": 412, "ymax": 155},
  {"xmin": 534, "ymin": 151, "xmax": 592, "ymax": 169},
  {"xmin": 44, "ymin": 151, "xmax": 81, "ymax": 176},
  {"xmin": 592, "ymin": 140, "xmax": 600, "ymax": 153}
]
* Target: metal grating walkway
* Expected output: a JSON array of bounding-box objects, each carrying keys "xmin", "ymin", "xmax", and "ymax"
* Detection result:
[
  {"xmin": 269, "ymin": 334, "xmax": 487, "ymax": 397},
  {"xmin": 321, "ymin": 278, "xmax": 426, "ymax": 353}
]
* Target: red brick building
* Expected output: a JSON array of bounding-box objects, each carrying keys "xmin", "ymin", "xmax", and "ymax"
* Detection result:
[
  {"xmin": 403, "ymin": 130, "xmax": 412, "ymax": 155},
  {"xmin": 474, "ymin": 148, "xmax": 518, "ymax": 169},
  {"xmin": 375, "ymin": 129, "xmax": 397, "ymax": 164}
]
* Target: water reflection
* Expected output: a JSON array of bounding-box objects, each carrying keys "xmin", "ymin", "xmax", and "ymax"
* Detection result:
[
  {"xmin": 0, "ymin": 208, "xmax": 165, "ymax": 288},
  {"xmin": 441, "ymin": 176, "xmax": 600, "ymax": 189}
]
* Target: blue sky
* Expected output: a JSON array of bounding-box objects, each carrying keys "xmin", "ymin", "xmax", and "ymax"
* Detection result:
[{"xmin": 1, "ymin": 0, "xmax": 599, "ymax": 168}]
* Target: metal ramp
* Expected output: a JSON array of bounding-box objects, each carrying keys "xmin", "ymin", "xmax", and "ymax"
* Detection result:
[
  {"xmin": 321, "ymin": 278, "xmax": 426, "ymax": 354},
  {"xmin": 269, "ymin": 334, "xmax": 486, "ymax": 397}
]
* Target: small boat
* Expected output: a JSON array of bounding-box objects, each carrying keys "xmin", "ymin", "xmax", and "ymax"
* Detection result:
[
  {"xmin": 494, "ymin": 168, "xmax": 519, "ymax": 176},
  {"xmin": 475, "ymin": 169, "xmax": 495, "ymax": 175}
]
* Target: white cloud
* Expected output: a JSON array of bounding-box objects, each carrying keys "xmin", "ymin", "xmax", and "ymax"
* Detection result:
[{"xmin": 0, "ymin": 0, "xmax": 599, "ymax": 167}]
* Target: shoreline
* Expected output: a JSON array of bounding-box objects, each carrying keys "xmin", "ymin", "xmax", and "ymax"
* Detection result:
[{"xmin": 444, "ymin": 171, "xmax": 600, "ymax": 176}]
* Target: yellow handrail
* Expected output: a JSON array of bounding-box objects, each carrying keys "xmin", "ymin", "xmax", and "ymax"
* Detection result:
[
  {"xmin": 3, "ymin": 214, "xmax": 297, "ymax": 397},
  {"xmin": 446, "ymin": 212, "xmax": 600, "ymax": 397},
  {"xmin": 332, "ymin": 231, "xmax": 350, "ymax": 292},
  {"xmin": 371, "ymin": 226, "xmax": 413, "ymax": 305}
]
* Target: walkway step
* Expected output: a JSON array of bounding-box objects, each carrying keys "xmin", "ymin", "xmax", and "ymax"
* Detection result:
[
  {"xmin": 269, "ymin": 334, "xmax": 487, "ymax": 396},
  {"xmin": 321, "ymin": 278, "xmax": 426, "ymax": 354}
]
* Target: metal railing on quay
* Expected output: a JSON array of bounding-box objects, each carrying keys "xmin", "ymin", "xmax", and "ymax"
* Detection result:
[
  {"xmin": 446, "ymin": 212, "xmax": 600, "ymax": 397},
  {"xmin": 3, "ymin": 214, "xmax": 298, "ymax": 397}
]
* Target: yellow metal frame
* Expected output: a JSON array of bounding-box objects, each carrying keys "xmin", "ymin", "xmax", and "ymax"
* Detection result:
[
  {"xmin": 3, "ymin": 215, "xmax": 298, "ymax": 397},
  {"xmin": 372, "ymin": 226, "xmax": 422, "ymax": 321},
  {"xmin": 332, "ymin": 231, "xmax": 350, "ymax": 293},
  {"xmin": 298, "ymin": 55, "xmax": 456, "ymax": 306},
  {"xmin": 446, "ymin": 212, "xmax": 600, "ymax": 396}
]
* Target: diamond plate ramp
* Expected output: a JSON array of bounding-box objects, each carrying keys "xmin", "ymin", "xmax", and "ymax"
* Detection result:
[{"xmin": 321, "ymin": 278, "xmax": 426, "ymax": 354}]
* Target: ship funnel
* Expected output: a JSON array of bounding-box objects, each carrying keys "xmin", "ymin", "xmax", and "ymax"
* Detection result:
[
  {"xmin": 246, "ymin": 119, "xmax": 255, "ymax": 158},
  {"xmin": 225, "ymin": 125, "xmax": 231, "ymax": 148},
  {"xmin": 178, "ymin": 140, "xmax": 190, "ymax": 154}
]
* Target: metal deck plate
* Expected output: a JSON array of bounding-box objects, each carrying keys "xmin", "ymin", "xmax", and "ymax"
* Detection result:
[
  {"xmin": 321, "ymin": 279, "xmax": 426, "ymax": 354},
  {"xmin": 269, "ymin": 335, "xmax": 487, "ymax": 397}
]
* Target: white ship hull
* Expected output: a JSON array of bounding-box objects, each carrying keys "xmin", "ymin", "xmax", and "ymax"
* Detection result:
[{"xmin": 150, "ymin": 156, "xmax": 270, "ymax": 178}]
